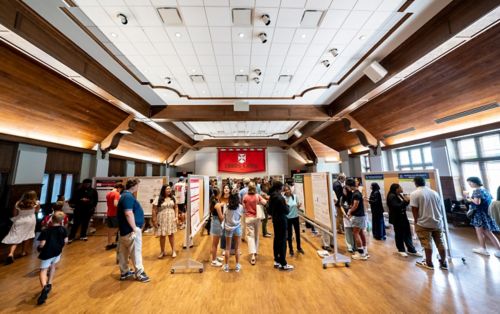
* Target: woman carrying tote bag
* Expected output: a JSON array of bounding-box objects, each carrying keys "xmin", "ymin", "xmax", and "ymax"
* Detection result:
[{"xmin": 242, "ymin": 182, "xmax": 267, "ymax": 265}]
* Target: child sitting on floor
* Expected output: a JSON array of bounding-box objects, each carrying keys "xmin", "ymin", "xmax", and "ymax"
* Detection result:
[{"xmin": 36, "ymin": 211, "xmax": 68, "ymax": 305}]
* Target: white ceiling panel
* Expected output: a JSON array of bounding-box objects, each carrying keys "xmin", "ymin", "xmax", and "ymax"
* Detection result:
[
  {"xmin": 378, "ymin": 0, "xmax": 405, "ymax": 11},
  {"xmin": 329, "ymin": 0, "xmax": 356, "ymax": 10},
  {"xmin": 204, "ymin": 0, "xmax": 229, "ymax": 6},
  {"xmin": 320, "ymin": 10, "xmax": 350, "ymax": 28},
  {"xmin": 142, "ymin": 27, "xmax": 170, "ymax": 42},
  {"xmin": 173, "ymin": 42, "xmax": 196, "ymax": 55},
  {"xmin": 305, "ymin": 0, "xmax": 332, "ymax": 10},
  {"xmin": 179, "ymin": 7, "xmax": 208, "ymax": 26},
  {"xmin": 124, "ymin": 0, "xmax": 150, "ymax": 6},
  {"xmin": 198, "ymin": 54, "xmax": 217, "ymax": 64},
  {"xmin": 209, "ymin": 27, "xmax": 232, "ymax": 42},
  {"xmin": 193, "ymin": 42, "xmax": 214, "ymax": 54},
  {"xmin": 354, "ymin": 0, "xmax": 383, "ymax": 11},
  {"xmin": 165, "ymin": 27, "xmax": 191, "ymax": 42},
  {"xmin": 230, "ymin": 0, "xmax": 255, "ymax": 7},
  {"xmin": 187, "ymin": 121, "xmax": 298, "ymax": 138},
  {"xmin": 269, "ymin": 43, "xmax": 290, "ymax": 55},
  {"xmin": 213, "ymin": 42, "xmax": 232, "ymax": 55},
  {"xmin": 342, "ymin": 11, "xmax": 373, "ymax": 30},
  {"xmin": 272, "ymin": 28, "xmax": 296, "ymax": 43},
  {"xmin": 188, "ymin": 27, "xmax": 212, "ymax": 42},
  {"xmin": 216, "ymin": 54, "xmax": 234, "ymax": 65},
  {"xmin": 281, "ymin": 0, "xmax": 306, "ymax": 9},
  {"xmin": 179, "ymin": 0, "xmax": 204, "ymax": 6},
  {"xmin": 151, "ymin": 0, "xmax": 178, "ymax": 6},
  {"xmin": 276, "ymin": 9, "xmax": 304, "ymax": 27},
  {"xmin": 234, "ymin": 55, "xmax": 250, "ymax": 66},
  {"xmin": 255, "ymin": 0, "xmax": 280, "ymax": 7},
  {"xmin": 205, "ymin": 7, "xmax": 232, "ymax": 26},
  {"xmin": 129, "ymin": 6, "xmax": 163, "ymax": 26},
  {"xmin": 233, "ymin": 43, "xmax": 251, "ymax": 55}
]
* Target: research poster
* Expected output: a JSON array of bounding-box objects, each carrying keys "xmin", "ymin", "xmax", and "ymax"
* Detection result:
[
  {"xmin": 94, "ymin": 178, "xmax": 124, "ymax": 216},
  {"xmin": 189, "ymin": 177, "xmax": 201, "ymax": 236},
  {"xmin": 136, "ymin": 177, "xmax": 164, "ymax": 216},
  {"xmin": 364, "ymin": 174, "xmax": 386, "ymax": 202},
  {"xmin": 398, "ymin": 173, "xmax": 430, "ymax": 195},
  {"xmin": 311, "ymin": 173, "xmax": 331, "ymax": 227},
  {"xmin": 293, "ymin": 174, "xmax": 305, "ymax": 214}
]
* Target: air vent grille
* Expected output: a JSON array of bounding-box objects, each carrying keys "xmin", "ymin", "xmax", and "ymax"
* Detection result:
[
  {"xmin": 157, "ymin": 8, "xmax": 183, "ymax": 25},
  {"xmin": 434, "ymin": 102, "xmax": 499, "ymax": 124},
  {"xmin": 383, "ymin": 127, "xmax": 416, "ymax": 139}
]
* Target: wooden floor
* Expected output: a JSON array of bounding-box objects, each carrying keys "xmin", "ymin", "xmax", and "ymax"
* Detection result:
[{"xmin": 0, "ymin": 221, "xmax": 499, "ymax": 314}]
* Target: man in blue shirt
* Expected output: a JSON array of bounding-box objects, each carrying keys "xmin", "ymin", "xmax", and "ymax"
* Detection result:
[{"xmin": 117, "ymin": 178, "xmax": 150, "ymax": 283}]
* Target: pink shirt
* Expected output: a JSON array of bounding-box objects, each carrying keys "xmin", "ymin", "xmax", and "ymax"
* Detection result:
[{"xmin": 243, "ymin": 194, "xmax": 262, "ymax": 217}]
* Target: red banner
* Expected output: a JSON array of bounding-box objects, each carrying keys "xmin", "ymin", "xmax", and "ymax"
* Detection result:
[{"xmin": 218, "ymin": 148, "xmax": 266, "ymax": 173}]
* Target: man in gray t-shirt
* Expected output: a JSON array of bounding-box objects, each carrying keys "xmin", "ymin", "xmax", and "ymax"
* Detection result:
[{"xmin": 410, "ymin": 176, "xmax": 447, "ymax": 271}]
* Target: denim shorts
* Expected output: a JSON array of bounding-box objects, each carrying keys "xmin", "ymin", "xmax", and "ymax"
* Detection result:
[
  {"xmin": 224, "ymin": 225, "xmax": 242, "ymax": 238},
  {"xmin": 210, "ymin": 217, "xmax": 222, "ymax": 236},
  {"xmin": 40, "ymin": 254, "xmax": 61, "ymax": 269},
  {"xmin": 351, "ymin": 216, "xmax": 367, "ymax": 229}
]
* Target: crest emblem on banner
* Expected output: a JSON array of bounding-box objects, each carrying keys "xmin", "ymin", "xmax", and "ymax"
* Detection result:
[{"xmin": 238, "ymin": 153, "xmax": 246, "ymax": 164}]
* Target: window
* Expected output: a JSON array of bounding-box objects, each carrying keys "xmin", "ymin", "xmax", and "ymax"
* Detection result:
[
  {"xmin": 361, "ymin": 154, "xmax": 370, "ymax": 173},
  {"xmin": 64, "ymin": 174, "xmax": 73, "ymax": 201},
  {"xmin": 40, "ymin": 174, "xmax": 49, "ymax": 205},
  {"xmin": 395, "ymin": 144, "xmax": 433, "ymax": 171},
  {"xmin": 40, "ymin": 173, "xmax": 76, "ymax": 205},
  {"xmin": 454, "ymin": 131, "xmax": 500, "ymax": 191}
]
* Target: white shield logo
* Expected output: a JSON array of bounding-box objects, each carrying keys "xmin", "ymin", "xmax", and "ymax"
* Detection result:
[{"xmin": 238, "ymin": 153, "xmax": 246, "ymax": 164}]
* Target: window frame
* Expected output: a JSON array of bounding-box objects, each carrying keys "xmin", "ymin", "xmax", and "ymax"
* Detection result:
[
  {"xmin": 395, "ymin": 144, "xmax": 433, "ymax": 171},
  {"xmin": 40, "ymin": 173, "xmax": 75, "ymax": 205}
]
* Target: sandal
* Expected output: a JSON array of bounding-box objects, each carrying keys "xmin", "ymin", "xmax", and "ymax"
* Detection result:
[
  {"xmin": 416, "ymin": 260, "xmax": 434, "ymax": 270},
  {"xmin": 157, "ymin": 252, "xmax": 165, "ymax": 259},
  {"xmin": 172, "ymin": 251, "xmax": 177, "ymax": 258},
  {"xmin": 250, "ymin": 255, "xmax": 256, "ymax": 265}
]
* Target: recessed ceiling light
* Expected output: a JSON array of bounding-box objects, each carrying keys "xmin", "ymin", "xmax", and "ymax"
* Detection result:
[
  {"xmin": 239, "ymin": 69, "xmax": 244, "ymax": 73},
  {"xmin": 175, "ymin": 32, "xmax": 182, "ymax": 38},
  {"xmin": 301, "ymin": 34, "xmax": 306, "ymax": 39},
  {"xmin": 191, "ymin": 69, "xmax": 196, "ymax": 73},
  {"xmin": 239, "ymin": 33, "xmax": 245, "ymax": 38},
  {"xmin": 359, "ymin": 35, "xmax": 366, "ymax": 40},
  {"xmin": 110, "ymin": 32, "xmax": 118, "ymax": 38},
  {"xmin": 201, "ymin": 90, "xmax": 206, "ymax": 94},
  {"xmin": 239, "ymin": 91, "xmax": 244, "ymax": 94}
]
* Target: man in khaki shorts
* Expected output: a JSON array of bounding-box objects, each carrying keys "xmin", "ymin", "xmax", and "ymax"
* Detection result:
[{"xmin": 410, "ymin": 176, "xmax": 447, "ymax": 270}]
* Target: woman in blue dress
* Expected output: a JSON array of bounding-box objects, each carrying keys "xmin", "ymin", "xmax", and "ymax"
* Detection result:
[{"xmin": 466, "ymin": 177, "xmax": 500, "ymax": 258}]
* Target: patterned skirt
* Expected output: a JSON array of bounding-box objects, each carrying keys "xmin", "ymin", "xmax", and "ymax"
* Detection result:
[
  {"xmin": 471, "ymin": 210, "xmax": 500, "ymax": 232},
  {"xmin": 156, "ymin": 208, "xmax": 177, "ymax": 236}
]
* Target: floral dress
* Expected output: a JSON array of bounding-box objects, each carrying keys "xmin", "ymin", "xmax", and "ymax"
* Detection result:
[
  {"xmin": 470, "ymin": 188, "xmax": 500, "ymax": 232},
  {"xmin": 2, "ymin": 204, "xmax": 36, "ymax": 244},
  {"xmin": 154, "ymin": 197, "xmax": 177, "ymax": 236}
]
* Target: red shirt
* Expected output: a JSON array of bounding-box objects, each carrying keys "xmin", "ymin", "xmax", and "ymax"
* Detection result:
[
  {"xmin": 106, "ymin": 190, "xmax": 120, "ymax": 217},
  {"xmin": 243, "ymin": 194, "xmax": 262, "ymax": 217}
]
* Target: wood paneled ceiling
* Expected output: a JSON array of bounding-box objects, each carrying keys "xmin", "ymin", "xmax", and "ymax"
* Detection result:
[
  {"xmin": 307, "ymin": 137, "xmax": 340, "ymax": 161},
  {"xmin": 312, "ymin": 121, "xmax": 360, "ymax": 152},
  {"xmin": 349, "ymin": 23, "xmax": 500, "ymax": 146}
]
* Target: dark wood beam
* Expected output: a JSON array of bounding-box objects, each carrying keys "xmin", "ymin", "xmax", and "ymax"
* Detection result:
[
  {"xmin": 0, "ymin": 0, "xmax": 151, "ymax": 116},
  {"xmin": 152, "ymin": 105, "xmax": 331, "ymax": 122},
  {"xmin": 327, "ymin": 0, "xmax": 499, "ymax": 117},
  {"xmin": 296, "ymin": 141, "xmax": 317, "ymax": 164},
  {"xmin": 286, "ymin": 121, "xmax": 335, "ymax": 148},
  {"xmin": 157, "ymin": 122, "xmax": 197, "ymax": 147},
  {"xmin": 193, "ymin": 139, "xmax": 288, "ymax": 149}
]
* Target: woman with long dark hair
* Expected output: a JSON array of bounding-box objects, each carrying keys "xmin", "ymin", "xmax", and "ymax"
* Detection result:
[
  {"xmin": 387, "ymin": 183, "xmax": 421, "ymax": 257},
  {"xmin": 152, "ymin": 184, "xmax": 178, "ymax": 259},
  {"xmin": 209, "ymin": 187, "xmax": 223, "ymax": 267},
  {"xmin": 222, "ymin": 191, "xmax": 244, "ymax": 272},
  {"xmin": 369, "ymin": 183, "xmax": 386, "ymax": 240},
  {"xmin": 269, "ymin": 181, "xmax": 293, "ymax": 270}
]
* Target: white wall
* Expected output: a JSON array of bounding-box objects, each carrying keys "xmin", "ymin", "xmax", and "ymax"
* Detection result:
[
  {"xmin": 315, "ymin": 158, "xmax": 340, "ymax": 173},
  {"xmin": 13, "ymin": 144, "xmax": 47, "ymax": 184}
]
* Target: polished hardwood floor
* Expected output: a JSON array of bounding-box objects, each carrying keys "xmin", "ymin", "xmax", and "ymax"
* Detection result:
[{"xmin": 0, "ymin": 220, "xmax": 499, "ymax": 314}]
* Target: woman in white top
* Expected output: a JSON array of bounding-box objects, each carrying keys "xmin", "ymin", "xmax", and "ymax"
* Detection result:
[
  {"xmin": 3, "ymin": 191, "xmax": 40, "ymax": 265},
  {"xmin": 222, "ymin": 191, "xmax": 244, "ymax": 272},
  {"xmin": 152, "ymin": 185, "xmax": 178, "ymax": 259}
]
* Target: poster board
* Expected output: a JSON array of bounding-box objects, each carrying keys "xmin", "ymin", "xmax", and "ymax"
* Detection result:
[
  {"xmin": 293, "ymin": 174, "xmax": 305, "ymax": 215},
  {"xmin": 93, "ymin": 177, "xmax": 126, "ymax": 217},
  {"xmin": 135, "ymin": 176, "xmax": 166, "ymax": 217},
  {"xmin": 188, "ymin": 175, "xmax": 210, "ymax": 237},
  {"xmin": 296, "ymin": 172, "xmax": 334, "ymax": 231}
]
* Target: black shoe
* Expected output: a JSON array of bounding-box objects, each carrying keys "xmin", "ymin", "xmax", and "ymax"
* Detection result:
[
  {"xmin": 136, "ymin": 271, "xmax": 150, "ymax": 283},
  {"xmin": 290, "ymin": 250, "xmax": 294, "ymax": 257},
  {"xmin": 45, "ymin": 284, "xmax": 52, "ymax": 294},
  {"xmin": 4, "ymin": 256, "xmax": 14, "ymax": 265},
  {"xmin": 119, "ymin": 270, "xmax": 134, "ymax": 281},
  {"xmin": 37, "ymin": 286, "xmax": 50, "ymax": 305},
  {"xmin": 105, "ymin": 243, "xmax": 117, "ymax": 250},
  {"xmin": 298, "ymin": 248, "xmax": 305, "ymax": 254}
]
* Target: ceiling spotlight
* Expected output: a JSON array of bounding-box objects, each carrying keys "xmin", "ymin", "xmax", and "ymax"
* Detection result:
[
  {"xmin": 239, "ymin": 68, "xmax": 245, "ymax": 73},
  {"xmin": 253, "ymin": 77, "xmax": 260, "ymax": 84},
  {"xmin": 294, "ymin": 130, "xmax": 302, "ymax": 138},
  {"xmin": 116, "ymin": 13, "xmax": 128, "ymax": 25},
  {"xmin": 329, "ymin": 48, "xmax": 339, "ymax": 57},
  {"xmin": 301, "ymin": 34, "xmax": 306, "ymax": 39},
  {"xmin": 359, "ymin": 35, "xmax": 366, "ymax": 40},
  {"xmin": 253, "ymin": 69, "xmax": 262, "ymax": 76},
  {"xmin": 175, "ymin": 32, "xmax": 182, "ymax": 38},
  {"xmin": 110, "ymin": 32, "xmax": 118, "ymax": 38},
  {"xmin": 261, "ymin": 14, "xmax": 271, "ymax": 26},
  {"xmin": 238, "ymin": 33, "xmax": 245, "ymax": 38},
  {"xmin": 164, "ymin": 77, "xmax": 172, "ymax": 84},
  {"xmin": 191, "ymin": 69, "xmax": 196, "ymax": 73},
  {"xmin": 321, "ymin": 60, "xmax": 330, "ymax": 68},
  {"xmin": 258, "ymin": 32, "xmax": 268, "ymax": 44}
]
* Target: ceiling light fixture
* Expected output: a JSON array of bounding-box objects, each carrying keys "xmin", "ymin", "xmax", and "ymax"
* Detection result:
[
  {"xmin": 238, "ymin": 33, "xmax": 245, "ymax": 38},
  {"xmin": 110, "ymin": 32, "xmax": 118, "ymax": 38},
  {"xmin": 258, "ymin": 32, "xmax": 268, "ymax": 44},
  {"xmin": 329, "ymin": 48, "xmax": 339, "ymax": 57},
  {"xmin": 116, "ymin": 13, "xmax": 128, "ymax": 25},
  {"xmin": 253, "ymin": 77, "xmax": 260, "ymax": 84},
  {"xmin": 261, "ymin": 14, "xmax": 271, "ymax": 26},
  {"xmin": 175, "ymin": 32, "xmax": 181, "ymax": 38},
  {"xmin": 359, "ymin": 35, "xmax": 366, "ymax": 40},
  {"xmin": 294, "ymin": 130, "xmax": 302, "ymax": 138},
  {"xmin": 239, "ymin": 69, "xmax": 244, "ymax": 73},
  {"xmin": 253, "ymin": 69, "xmax": 262, "ymax": 76},
  {"xmin": 191, "ymin": 69, "xmax": 196, "ymax": 73},
  {"xmin": 301, "ymin": 34, "xmax": 306, "ymax": 39},
  {"xmin": 321, "ymin": 60, "xmax": 330, "ymax": 68},
  {"xmin": 164, "ymin": 77, "xmax": 172, "ymax": 84}
]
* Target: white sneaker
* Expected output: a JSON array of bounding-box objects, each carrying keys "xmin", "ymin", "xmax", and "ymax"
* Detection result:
[
  {"xmin": 273, "ymin": 261, "xmax": 280, "ymax": 268},
  {"xmin": 352, "ymin": 252, "xmax": 368, "ymax": 260},
  {"xmin": 222, "ymin": 264, "xmax": 229, "ymax": 272},
  {"xmin": 216, "ymin": 256, "xmax": 224, "ymax": 262},
  {"xmin": 211, "ymin": 260, "xmax": 222, "ymax": 267},
  {"xmin": 407, "ymin": 251, "xmax": 424, "ymax": 257},
  {"xmin": 494, "ymin": 251, "xmax": 500, "ymax": 258},
  {"xmin": 472, "ymin": 248, "xmax": 490, "ymax": 256},
  {"xmin": 398, "ymin": 252, "xmax": 408, "ymax": 257},
  {"xmin": 235, "ymin": 263, "xmax": 242, "ymax": 272},
  {"xmin": 280, "ymin": 264, "xmax": 294, "ymax": 271}
]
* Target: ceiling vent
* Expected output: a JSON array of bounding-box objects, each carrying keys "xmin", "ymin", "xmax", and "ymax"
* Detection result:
[
  {"xmin": 383, "ymin": 127, "xmax": 416, "ymax": 139},
  {"xmin": 232, "ymin": 8, "xmax": 252, "ymax": 25},
  {"xmin": 434, "ymin": 102, "xmax": 500, "ymax": 124},
  {"xmin": 235, "ymin": 75, "xmax": 248, "ymax": 83},
  {"xmin": 157, "ymin": 8, "xmax": 183, "ymax": 25},
  {"xmin": 278, "ymin": 75, "xmax": 293, "ymax": 83},
  {"xmin": 189, "ymin": 75, "xmax": 205, "ymax": 83},
  {"xmin": 301, "ymin": 10, "xmax": 324, "ymax": 28}
]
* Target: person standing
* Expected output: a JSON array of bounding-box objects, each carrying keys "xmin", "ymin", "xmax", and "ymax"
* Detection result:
[
  {"xmin": 269, "ymin": 181, "xmax": 293, "ymax": 271},
  {"xmin": 410, "ymin": 176, "xmax": 447, "ymax": 270},
  {"xmin": 174, "ymin": 177, "xmax": 187, "ymax": 230},
  {"xmin": 369, "ymin": 183, "xmax": 386, "ymax": 240},
  {"xmin": 105, "ymin": 183, "xmax": 123, "ymax": 250},
  {"xmin": 346, "ymin": 179, "xmax": 369, "ymax": 261},
  {"xmin": 243, "ymin": 182, "xmax": 267, "ymax": 265},
  {"xmin": 332, "ymin": 174, "xmax": 346, "ymax": 234},
  {"xmin": 152, "ymin": 184, "xmax": 178, "ymax": 259},
  {"xmin": 68, "ymin": 179, "xmax": 97, "ymax": 242},
  {"xmin": 260, "ymin": 178, "xmax": 272, "ymax": 238},
  {"xmin": 3, "ymin": 191, "xmax": 40, "ymax": 265},
  {"xmin": 465, "ymin": 177, "xmax": 500, "ymax": 258},
  {"xmin": 117, "ymin": 178, "xmax": 150, "ymax": 283},
  {"xmin": 284, "ymin": 185, "xmax": 304, "ymax": 257},
  {"xmin": 387, "ymin": 184, "xmax": 422, "ymax": 257},
  {"xmin": 222, "ymin": 192, "xmax": 244, "ymax": 272},
  {"xmin": 489, "ymin": 186, "xmax": 500, "ymax": 228},
  {"xmin": 339, "ymin": 186, "xmax": 355, "ymax": 252},
  {"xmin": 209, "ymin": 187, "xmax": 223, "ymax": 267}
]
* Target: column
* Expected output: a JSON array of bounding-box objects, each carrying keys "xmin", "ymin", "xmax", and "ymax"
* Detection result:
[
  {"xmin": 369, "ymin": 146, "xmax": 384, "ymax": 172},
  {"xmin": 125, "ymin": 160, "xmax": 135, "ymax": 177},
  {"xmin": 94, "ymin": 150, "xmax": 109, "ymax": 177},
  {"xmin": 339, "ymin": 150, "xmax": 351, "ymax": 177},
  {"xmin": 430, "ymin": 140, "xmax": 459, "ymax": 200}
]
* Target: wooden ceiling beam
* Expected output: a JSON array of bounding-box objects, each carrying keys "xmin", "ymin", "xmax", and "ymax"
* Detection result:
[
  {"xmin": 286, "ymin": 121, "xmax": 335, "ymax": 148},
  {"xmin": 156, "ymin": 122, "xmax": 197, "ymax": 148},
  {"xmin": 326, "ymin": 0, "xmax": 499, "ymax": 118},
  {"xmin": 151, "ymin": 105, "xmax": 331, "ymax": 122}
]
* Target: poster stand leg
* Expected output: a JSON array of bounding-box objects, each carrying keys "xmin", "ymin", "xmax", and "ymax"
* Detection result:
[{"xmin": 322, "ymin": 204, "xmax": 351, "ymax": 269}]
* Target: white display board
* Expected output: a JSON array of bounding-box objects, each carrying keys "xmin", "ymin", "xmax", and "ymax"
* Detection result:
[
  {"xmin": 293, "ymin": 174, "xmax": 305, "ymax": 215},
  {"xmin": 311, "ymin": 172, "xmax": 331, "ymax": 227},
  {"xmin": 136, "ymin": 177, "xmax": 164, "ymax": 216},
  {"xmin": 189, "ymin": 177, "xmax": 201, "ymax": 236},
  {"xmin": 93, "ymin": 177, "xmax": 125, "ymax": 216},
  {"xmin": 398, "ymin": 172, "xmax": 431, "ymax": 195},
  {"xmin": 365, "ymin": 174, "xmax": 386, "ymax": 206}
]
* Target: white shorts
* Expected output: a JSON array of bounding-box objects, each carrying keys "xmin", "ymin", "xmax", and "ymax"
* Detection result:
[{"xmin": 40, "ymin": 254, "xmax": 61, "ymax": 269}]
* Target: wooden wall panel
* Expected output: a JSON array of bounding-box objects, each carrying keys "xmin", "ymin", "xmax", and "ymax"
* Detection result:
[
  {"xmin": 135, "ymin": 162, "xmax": 146, "ymax": 177},
  {"xmin": 152, "ymin": 164, "xmax": 161, "ymax": 176},
  {"xmin": 108, "ymin": 158, "xmax": 126, "ymax": 177},
  {"xmin": 0, "ymin": 41, "xmax": 128, "ymax": 149},
  {"xmin": 0, "ymin": 141, "xmax": 16, "ymax": 172},
  {"xmin": 350, "ymin": 24, "xmax": 500, "ymax": 145},
  {"xmin": 45, "ymin": 148, "xmax": 82, "ymax": 174}
]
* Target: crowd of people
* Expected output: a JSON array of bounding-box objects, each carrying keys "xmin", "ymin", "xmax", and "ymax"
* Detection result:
[{"xmin": 2, "ymin": 173, "xmax": 500, "ymax": 306}]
